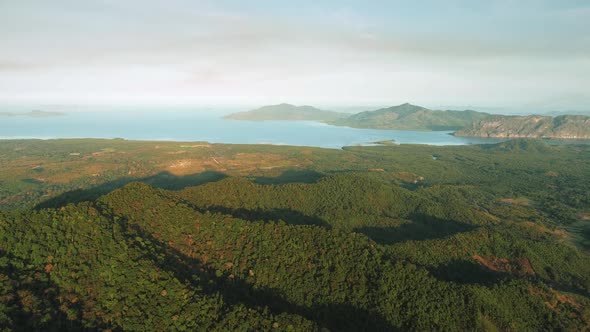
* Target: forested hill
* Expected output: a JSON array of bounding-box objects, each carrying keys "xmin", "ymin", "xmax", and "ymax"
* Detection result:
[
  {"xmin": 223, "ymin": 103, "xmax": 348, "ymax": 121},
  {"xmin": 224, "ymin": 103, "xmax": 489, "ymax": 130},
  {"xmin": 1, "ymin": 172, "xmax": 589, "ymax": 330},
  {"xmin": 329, "ymin": 103, "xmax": 490, "ymax": 131},
  {"xmin": 455, "ymin": 114, "xmax": 590, "ymax": 139},
  {"xmin": 225, "ymin": 103, "xmax": 590, "ymax": 138}
]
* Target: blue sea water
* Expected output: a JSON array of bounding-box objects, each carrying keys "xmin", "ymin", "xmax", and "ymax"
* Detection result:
[{"xmin": 0, "ymin": 106, "xmax": 506, "ymax": 149}]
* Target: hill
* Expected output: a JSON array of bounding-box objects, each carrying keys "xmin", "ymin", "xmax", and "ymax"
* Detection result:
[
  {"xmin": 455, "ymin": 114, "xmax": 590, "ymax": 139},
  {"xmin": 1, "ymin": 173, "xmax": 590, "ymax": 330},
  {"xmin": 1, "ymin": 139, "xmax": 590, "ymax": 330},
  {"xmin": 329, "ymin": 103, "xmax": 490, "ymax": 131},
  {"xmin": 223, "ymin": 103, "xmax": 348, "ymax": 121}
]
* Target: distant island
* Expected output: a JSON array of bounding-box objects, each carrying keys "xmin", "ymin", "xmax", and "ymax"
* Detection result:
[
  {"xmin": 223, "ymin": 103, "xmax": 348, "ymax": 122},
  {"xmin": 0, "ymin": 110, "xmax": 65, "ymax": 117},
  {"xmin": 329, "ymin": 103, "xmax": 490, "ymax": 131},
  {"xmin": 225, "ymin": 103, "xmax": 590, "ymax": 139}
]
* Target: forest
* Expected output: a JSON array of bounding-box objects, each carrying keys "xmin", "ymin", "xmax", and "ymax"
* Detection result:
[{"xmin": 0, "ymin": 138, "xmax": 589, "ymax": 331}]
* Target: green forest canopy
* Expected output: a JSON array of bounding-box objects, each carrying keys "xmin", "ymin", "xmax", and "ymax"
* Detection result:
[{"xmin": 0, "ymin": 139, "xmax": 589, "ymax": 330}]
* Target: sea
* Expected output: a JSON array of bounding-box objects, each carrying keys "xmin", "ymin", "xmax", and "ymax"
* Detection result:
[{"xmin": 0, "ymin": 105, "xmax": 508, "ymax": 149}]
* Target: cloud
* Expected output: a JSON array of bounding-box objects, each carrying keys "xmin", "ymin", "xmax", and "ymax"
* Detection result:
[
  {"xmin": 2, "ymin": 0, "xmax": 588, "ymax": 71},
  {"xmin": 0, "ymin": 0, "xmax": 588, "ymax": 108},
  {"xmin": 0, "ymin": 61, "xmax": 44, "ymax": 72}
]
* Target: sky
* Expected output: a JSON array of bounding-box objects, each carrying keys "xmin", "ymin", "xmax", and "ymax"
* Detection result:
[{"xmin": 0, "ymin": 0, "xmax": 589, "ymax": 110}]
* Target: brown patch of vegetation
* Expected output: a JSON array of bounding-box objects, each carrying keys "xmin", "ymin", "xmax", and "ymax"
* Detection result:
[
  {"xmin": 168, "ymin": 160, "xmax": 194, "ymax": 168},
  {"xmin": 260, "ymin": 166, "xmax": 283, "ymax": 170},
  {"xmin": 180, "ymin": 144, "xmax": 211, "ymax": 148},
  {"xmin": 393, "ymin": 171, "xmax": 424, "ymax": 183},
  {"xmin": 226, "ymin": 153, "xmax": 303, "ymax": 174},
  {"xmin": 500, "ymin": 197, "xmax": 531, "ymax": 206},
  {"xmin": 165, "ymin": 159, "xmax": 209, "ymax": 175},
  {"xmin": 44, "ymin": 162, "xmax": 123, "ymax": 183},
  {"xmin": 17, "ymin": 290, "xmax": 35, "ymax": 310},
  {"xmin": 473, "ymin": 255, "xmax": 535, "ymax": 277},
  {"xmin": 545, "ymin": 171, "xmax": 559, "ymax": 177},
  {"xmin": 481, "ymin": 212, "xmax": 501, "ymax": 222},
  {"xmin": 44, "ymin": 263, "xmax": 54, "ymax": 273},
  {"xmin": 552, "ymin": 228, "xmax": 569, "ymax": 238},
  {"xmin": 529, "ymin": 286, "xmax": 586, "ymax": 323},
  {"xmin": 516, "ymin": 221, "xmax": 570, "ymax": 242},
  {"xmin": 91, "ymin": 148, "xmax": 116, "ymax": 156}
]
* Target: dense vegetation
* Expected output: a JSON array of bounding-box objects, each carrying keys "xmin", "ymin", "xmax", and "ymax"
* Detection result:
[{"xmin": 0, "ymin": 138, "xmax": 589, "ymax": 330}]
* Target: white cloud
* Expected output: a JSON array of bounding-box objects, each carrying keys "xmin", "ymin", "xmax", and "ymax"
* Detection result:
[{"xmin": 0, "ymin": 1, "xmax": 588, "ymax": 109}]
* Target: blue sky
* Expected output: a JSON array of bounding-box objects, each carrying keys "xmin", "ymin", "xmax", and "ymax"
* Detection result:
[{"xmin": 0, "ymin": 0, "xmax": 589, "ymax": 110}]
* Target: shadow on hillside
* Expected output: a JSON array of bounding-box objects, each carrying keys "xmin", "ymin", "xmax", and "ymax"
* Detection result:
[
  {"xmin": 35, "ymin": 170, "xmax": 228, "ymax": 209},
  {"xmin": 188, "ymin": 204, "xmax": 332, "ymax": 229},
  {"xmin": 253, "ymin": 169, "xmax": 325, "ymax": 185},
  {"xmin": 426, "ymin": 259, "xmax": 511, "ymax": 286},
  {"xmin": 399, "ymin": 182, "xmax": 426, "ymax": 191},
  {"xmin": 123, "ymin": 221, "xmax": 396, "ymax": 331},
  {"xmin": 427, "ymin": 259, "xmax": 590, "ymax": 297},
  {"xmin": 354, "ymin": 214, "xmax": 476, "ymax": 245}
]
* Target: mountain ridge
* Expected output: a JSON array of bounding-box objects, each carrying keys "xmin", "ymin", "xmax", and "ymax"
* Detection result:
[
  {"xmin": 455, "ymin": 114, "xmax": 590, "ymax": 139},
  {"xmin": 329, "ymin": 103, "xmax": 490, "ymax": 131},
  {"xmin": 225, "ymin": 103, "xmax": 590, "ymax": 139}
]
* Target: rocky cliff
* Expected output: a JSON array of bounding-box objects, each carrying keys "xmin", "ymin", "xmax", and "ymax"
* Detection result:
[{"xmin": 455, "ymin": 115, "xmax": 590, "ymax": 139}]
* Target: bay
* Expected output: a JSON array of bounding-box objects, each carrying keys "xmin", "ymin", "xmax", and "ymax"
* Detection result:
[{"xmin": 0, "ymin": 106, "xmax": 506, "ymax": 148}]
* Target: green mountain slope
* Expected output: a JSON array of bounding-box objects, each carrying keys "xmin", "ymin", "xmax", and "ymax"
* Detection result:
[
  {"xmin": 455, "ymin": 114, "xmax": 590, "ymax": 139},
  {"xmin": 1, "ymin": 172, "xmax": 589, "ymax": 330},
  {"xmin": 223, "ymin": 103, "xmax": 348, "ymax": 121},
  {"xmin": 329, "ymin": 103, "xmax": 490, "ymax": 131}
]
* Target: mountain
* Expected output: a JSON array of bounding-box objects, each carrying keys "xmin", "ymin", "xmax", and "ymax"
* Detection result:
[
  {"xmin": 224, "ymin": 103, "xmax": 348, "ymax": 121},
  {"xmin": 455, "ymin": 114, "xmax": 590, "ymax": 139},
  {"xmin": 329, "ymin": 103, "xmax": 490, "ymax": 131},
  {"xmin": 229, "ymin": 103, "xmax": 590, "ymax": 139}
]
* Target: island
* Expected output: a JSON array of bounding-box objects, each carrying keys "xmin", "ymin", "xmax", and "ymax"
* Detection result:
[
  {"xmin": 223, "ymin": 103, "xmax": 348, "ymax": 122},
  {"xmin": 225, "ymin": 103, "xmax": 590, "ymax": 139},
  {"xmin": 328, "ymin": 103, "xmax": 490, "ymax": 131}
]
